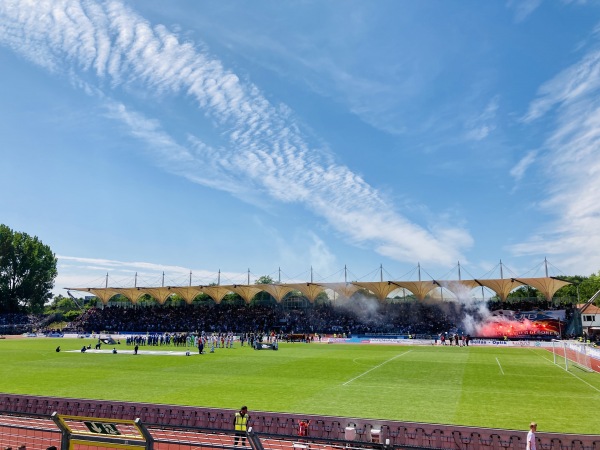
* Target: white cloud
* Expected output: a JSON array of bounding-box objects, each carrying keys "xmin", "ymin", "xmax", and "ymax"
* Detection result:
[
  {"xmin": 509, "ymin": 150, "xmax": 537, "ymax": 181},
  {"xmin": 510, "ymin": 43, "xmax": 600, "ymax": 275},
  {"xmin": 0, "ymin": 0, "xmax": 472, "ymax": 267},
  {"xmin": 522, "ymin": 49, "xmax": 600, "ymax": 122},
  {"xmin": 506, "ymin": 0, "xmax": 543, "ymax": 23},
  {"xmin": 465, "ymin": 97, "xmax": 499, "ymax": 141},
  {"xmin": 56, "ymin": 255, "xmax": 249, "ymax": 292}
]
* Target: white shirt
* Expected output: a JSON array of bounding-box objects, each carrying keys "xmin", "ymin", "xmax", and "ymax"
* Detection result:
[{"xmin": 527, "ymin": 430, "xmax": 536, "ymax": 450}]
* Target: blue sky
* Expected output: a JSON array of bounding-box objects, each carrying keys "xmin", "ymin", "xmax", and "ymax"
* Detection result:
[{"xmin": 1, "ymin": 0, "xmax": 600, "ymax": 295}]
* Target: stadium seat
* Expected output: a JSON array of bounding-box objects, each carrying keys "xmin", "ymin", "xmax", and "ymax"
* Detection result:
[
  {"xmin": 98, "ymin": 403, "xmax": 113, "ymax": 418},
  {"xmin": 145, "ymin": 407, "xmax": 160, "ymax": 424},
  {"xmin": 181, "ymin": 410, "xmax": 195, "ymax": 427},
  {"xmin": 276, "ymin": 417, "xmax": 291, "ymax": 435},
  {"xmin": 3, "ymin": 396, "xmax": 17, "ymax": 412},
  {"xmin": 290, "ymin": 419, "xmax": 299, "ymax": 436},
  {"xmin": 377, "ymin": 424, "xmax": 390, "ymax": 444},
  {"xmin": 354, "ymin": 423, "xmax": 371, "ymax": 441},
  {"xmin": 322, "ymin": 421, "xmax": 341, "ymax": 440},
  {"xmin": 125, "ymin": 405, "xmax": 138, "ymax": 420},
  {"xmin": 111, "ymin": 404, "xmax": 125, "ymax": 419},
  {"xmin": 148, "ymin": 407, "xmax": 168, "ymax": 425},
  {"xmin": 414, "ymin": 427, "xmax": 427, "ymax": 447},
  {"xmin": 76, "ymin": 402, "xmax": 87, "ymax": 416},
  {"xmin": 13, "ymin": 397, "xmax": 28, "ymax": 413},
  {"xmin": 65, "ymin": 401, "xmax": 80, "ymax": 416},
  {"xmin": 34, "ymin": 399, "xmax": 49, "ymax": 415},
  {"xmin": 0, "ymin": 395, "xmax": 10, "ymax": 412},
  {"xmin": 249, "ymin": 414, "xmax": 261, "ymax": 432},
  {"xmin": 136, "ymin": 406, "xmax": 150, "ymax": 422},
  {"xmin": 167, "ymin": 408, "xmax": 183, "ymax": 426},
  {"xmin": 388, "ymin": 426, "xmax": 407, "ymax": 445},
  {"xmin": 206, "ymin": 411, "xmax": 224, "ymax": 429},
  {"xmin": 24, "ymin": 398, "xmax": 38, "ymax": 414},
  {"xmin": 488, "ymin": 433, "xmax": 502, "ymax": 450},
  {"xmin": 262, "ymin": 416, "xmax": 275, "ymax": 433},
  {"xmin": 310, "ymin": 419, "xmax": 324, "ymax": 438},
  {"xmin": 193, "ymin": 411, "xmax": 208, "ymax": 428},
  {"xmin": 571, "ymin": 440, "xmax": 585, "ymax": 450},
  {"xmin": 453, "ymin": 430, "xmax": 472, "ymax": 450},
  {"xmin": 45, "ymin": 399, "xmax": 61, "ymax": 416},
  {"xmin": 509, "ymin": 435, "xmax": 523, "ymax": 450},
  {"xmin": 431, "ymin": 428, "xmax": 444, "ymax": 448},
  {"xmin": 470, "ymin": 432, "xmax": 482, "ymax": 450},
  {"xmin": 58, "ymin": 400, "xmax": 72, "ymax": 415},
  {"xmin": 81, "ymin": 402, "xmax": 97, "ymax": 417}
]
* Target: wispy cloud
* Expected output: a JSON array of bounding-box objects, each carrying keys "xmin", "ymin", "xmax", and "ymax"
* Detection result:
[
  {"xmin": 465, "ymin": 97, "xmax": 499, "ymax": 141},
  {"xmin": 522, "ymin": 49, "xmax": 600, "ymax": 123},
  {"xmin": 506, "ymin": 0, "xmax": 543, "ymax": 23},
  {"xmin": 510, "ymin": 150, "xmax": 537, "ymax": 182},
  {"xmin": 0, "ymin": 0, "xmax": 472, "ymax": 266},
  {"xmin": 510, "ymin": 43, "xmax": 600, "ymax": 274},
  {"xmin": 57, "ymin": 255, "xmax": 248, "ymax": 289}
]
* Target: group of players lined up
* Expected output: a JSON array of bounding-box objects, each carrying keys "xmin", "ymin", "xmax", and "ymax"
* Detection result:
[
  {"xmin": 123, "ymin": 331, "xmax": 290, "ymax": 351},
  {"xmin": 126, "ymin": 332, "xmax": 236, "ymax": 349},
  {"xmin": 436, "ymin": 333, "xmax": 471, "ymax": 346}
]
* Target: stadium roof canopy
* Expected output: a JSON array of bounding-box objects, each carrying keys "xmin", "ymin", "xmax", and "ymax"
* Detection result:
[{"xmin": 67, "ymin": 276, "xmax": 570, "ymax": 305}]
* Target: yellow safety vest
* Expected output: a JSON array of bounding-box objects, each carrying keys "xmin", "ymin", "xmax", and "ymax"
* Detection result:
[{"xmin": 234, "ymin": 412, "xmax": 249, "ymax": 431}]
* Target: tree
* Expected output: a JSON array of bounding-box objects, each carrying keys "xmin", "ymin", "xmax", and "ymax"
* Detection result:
[
  {"xmin": 47, "ymin": 294, "xmax": 80, "ymax": 313},
  {"xmin": 252, "ymin": 275, "xmax": 276, "ymax": 305},
  {"xmin": 0, "ymin": 224, "xmax": 57, "ymax": 313},
  {"xmin": 255, "ymin": 275, "xmax": 275, "ymax": 285},
  {"xmin": 555, "ymin": 274, "xmax": 600, "ymax": 306}
]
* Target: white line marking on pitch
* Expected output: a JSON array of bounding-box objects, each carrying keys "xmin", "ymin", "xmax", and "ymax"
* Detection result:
[
  {"xmin": 343, "ymin": 350, "xmax": 412, "ymax": 386},
  {"xmin": 496, "ymin": 357, "xmax": 505, "ymax": 375},
  {"xmin": 532, "ymin": 349, "xmax": 600, "ymax": 394}
]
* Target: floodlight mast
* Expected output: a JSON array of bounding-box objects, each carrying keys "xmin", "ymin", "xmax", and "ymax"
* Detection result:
[{"xmin": 66, "ymin": 291, "xmax": 84, "ymax": 311}]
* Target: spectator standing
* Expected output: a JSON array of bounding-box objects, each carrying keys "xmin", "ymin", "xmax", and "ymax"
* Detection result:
[
  {"xmin": 233, "ymin": 406, "xmax": 250, "ymax": 446},
  {"xmin": 526, "ymin": 422, "xmax": 537, "ymax": 450}
]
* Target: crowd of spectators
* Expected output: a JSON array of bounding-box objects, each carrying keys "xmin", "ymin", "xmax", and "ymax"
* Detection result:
[
  {"xmin": 0, "ymin": 296, "xmax": 579, "ymax": 337},
  {"xmin": 67, "ymin": 299, "xmax": 462, "ymax": 337},
  {"xmin": 0, "ymin": 313, "xmax": 42, "ymax": 334}
]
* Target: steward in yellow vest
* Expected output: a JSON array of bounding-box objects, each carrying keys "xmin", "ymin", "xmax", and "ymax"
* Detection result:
[{"xmin": 234, "ymin": 406, "xmax": 249, "ymax": 446}]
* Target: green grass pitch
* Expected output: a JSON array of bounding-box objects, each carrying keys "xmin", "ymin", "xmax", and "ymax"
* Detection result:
[{"xmin": 0, "ymin": 338, "xmax": 598, "ymax": 435}]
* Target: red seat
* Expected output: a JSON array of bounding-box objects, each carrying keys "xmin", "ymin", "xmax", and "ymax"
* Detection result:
[
  {"xmin": 136, "ymin": 406, "xmax": 150, "ymax": 422},
  {"xmin": 24, "ymin": 398, "xmax": 38, "ymax": 414},
  {"xmin": 34, "ymin": 399, "xmax": 49, "ymax": 415},
  {"xmin": 193, "ymin": 411, "xmax": 208, "ymax": 428},
  {"xmin": 111, "ymin": 404, "xmax": 125, "ymax": 419},
  {"xmin": 98, "ymin": 403, "xmax": 113, "ymax": 418},
  {"xmin": 65, "ymin": 401, "xmax": 80, "ymax": 416},
  {"xmin": 181, "ymin": 410, "xmax": 195, "ymax": 427},
  {"xmin": 81, "ymin": 401, "xmax": 98, "ymax": 417},
  {"xmin": 206, "ymin": 411, "xmax": 224, "ymax": 429},
  {"xmin": 44, "ymin": 400, "xmax": 59, "ymax": 416},
  {"xmin": 276, "ymin": 417, "xmax": 290, "ymax": 435},
  {"xmin": 167, "ymin": 408, "xmax": 183, "ymax": 426},
  {"xmin": 310, "ymin": 419, "xmax": 324, "ymax": 438}
]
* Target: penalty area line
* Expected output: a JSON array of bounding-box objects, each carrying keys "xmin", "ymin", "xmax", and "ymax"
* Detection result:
[
  {"xmin": 496, "ymin": 357, "xmax": 505, "ymax": 375},
  {"xmin": 343, "ymin": 350, "xmax": 412, "ymax": 386}
]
